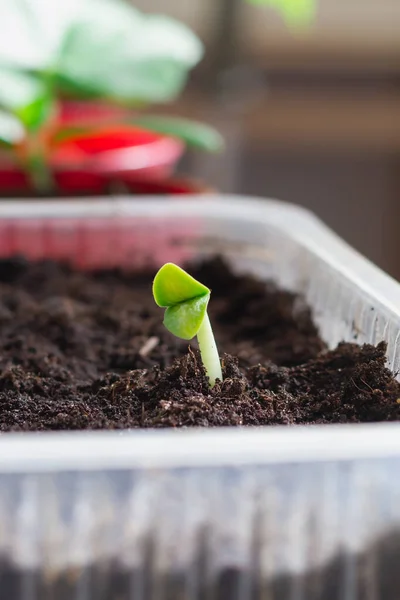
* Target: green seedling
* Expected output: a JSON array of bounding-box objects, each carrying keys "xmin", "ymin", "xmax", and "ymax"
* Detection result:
[{"xmin": 153, "ymin": 263, "xmax": 222, "ymax": 387}]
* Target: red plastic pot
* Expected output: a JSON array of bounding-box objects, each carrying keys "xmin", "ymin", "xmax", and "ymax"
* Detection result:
[
  {"xmin": 0, "ymin": 167, "xmax": 210, "ymax": 197},
  {"xmin": 51, "ymin": 126, "xmax": 185, "ymax": 180},
  {"xmin": 57, "ymin": 103, "xmax": 185, "ymax": 179}
]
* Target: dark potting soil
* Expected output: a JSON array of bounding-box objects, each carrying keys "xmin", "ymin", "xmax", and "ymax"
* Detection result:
[{"xmin": 0, "ymin": 255, "xmax": 399, "ymax": 431}]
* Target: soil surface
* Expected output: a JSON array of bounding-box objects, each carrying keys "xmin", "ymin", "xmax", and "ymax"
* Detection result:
[{"xmin": 0, "ymin": 256, "xmax": 398, "ymax": 431}]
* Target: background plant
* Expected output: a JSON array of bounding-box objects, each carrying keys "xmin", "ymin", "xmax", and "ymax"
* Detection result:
[
  {"xmin": 0, "ymin": 0, "xmax": 315, "ymax": 191},
  {"xmin": 0, "ymin": 0, "xmax": 222, "ymax": 190}
]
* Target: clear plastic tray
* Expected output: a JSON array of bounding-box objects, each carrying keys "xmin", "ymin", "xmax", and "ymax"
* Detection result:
[{"xmin": 0, "ymin": 196, "xmax": 399, "ymax": 600}]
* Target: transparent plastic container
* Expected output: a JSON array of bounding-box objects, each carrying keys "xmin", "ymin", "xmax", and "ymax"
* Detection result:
[{"xmin": 0, "ymin": 196, "xmax": 399, "ymax": 600}]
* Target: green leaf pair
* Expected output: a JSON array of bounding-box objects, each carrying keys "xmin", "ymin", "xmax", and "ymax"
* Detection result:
[
  {"xmin": 153, "ymin": 263, "xmax": 222, "ymax": 387},
  {"xmin": 153, "ymin": 263, "xmax": 210, "ymax": 340}
]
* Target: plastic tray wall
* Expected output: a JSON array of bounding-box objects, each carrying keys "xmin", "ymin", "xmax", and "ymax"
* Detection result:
[{"xmin": 0, "ymin": 197, "xmax": 399, "ymax": 599}]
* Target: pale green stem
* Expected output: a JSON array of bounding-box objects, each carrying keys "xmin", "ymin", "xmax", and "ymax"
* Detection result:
[
  {"xmin": 27, "ymin": 153, "xmax": 54, "ymax": 194},
  {"xmin": 24, "ymin": 132, "xmax": 54, "ymax": 194},
  {"xmin": 196, "ymin": 312, "xmax": 222, "ymax": 387}
]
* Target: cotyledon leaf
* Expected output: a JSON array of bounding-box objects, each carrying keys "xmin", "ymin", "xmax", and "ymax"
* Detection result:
[
  {"xmin": 164, "ymin": 294, "xmax": 210, "ymax": 340},
  {"xmin": 153, "ymin": 263, "xmax": 210, "ymax": 308}
]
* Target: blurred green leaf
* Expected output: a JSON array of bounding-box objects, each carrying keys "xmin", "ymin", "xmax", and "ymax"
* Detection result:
[
  {"xmin": 55, "ymin": 0, "xmax": 203, "ymax": 104},
  {"xmin": 132, "ymin": 116, "xmax": 224, "ymax": 152},
  {"xmin": 246, "ymin": 0, "xmax": 315, "ymax": 24},
  {"xmin": 0, "ymin": 0, "xmax": 204, "ymax": 123},
  {"xmin": 0, "ymin": 69, "xmax": 43, "ymax": 111},
  {"xmin": 0, "ymin": 69, "xmax": 52, "ymax": 131},
  {"xmin": 56, "ymin": 55, "xmax": 189, "ymax": 105},
  {"xmin": 0, "ymin": 109, "xmax": 25, "ymax": 146},
  {"xmin": 0, "ymin": 0, "xmax": 80, "ymax": 70},
  {"xmin": 15, "ymin": 89, "xmax": 54, "ymax": 131}
]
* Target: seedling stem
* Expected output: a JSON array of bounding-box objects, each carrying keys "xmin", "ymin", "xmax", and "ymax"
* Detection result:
[{"xmin": 196, "ymin": 312, "xmax": 222, "ymax": 386}]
